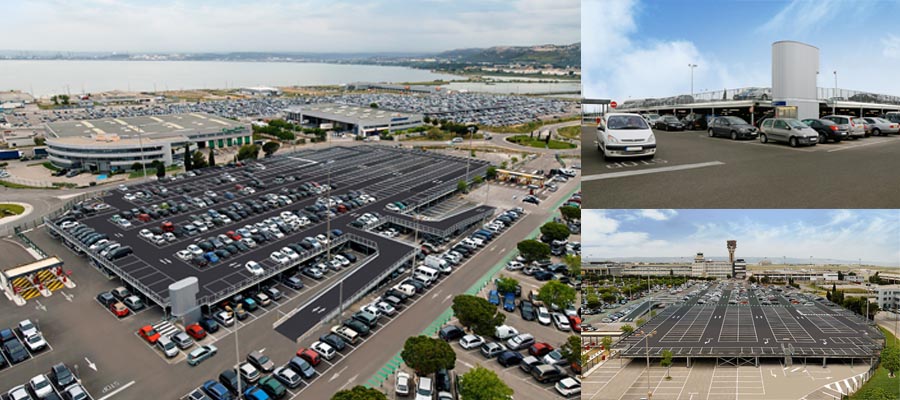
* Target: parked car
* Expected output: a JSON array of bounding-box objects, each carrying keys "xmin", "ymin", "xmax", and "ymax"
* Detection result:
[
  {"xmin": 187, "ymin": 344, "xmax": 218, "ymax": 366},
  {"xmin": 759, "ymin": 118, "xmax": 818, "ymax": 147},
  {"xmin": 707, "ymin": 116, "xmax": 758, "ymax": 140},
  {"xmin": 822, "ymin": 115, "xmax": 866, "ymax": 139},
  {"xmin": 596, "ymin": 113, "xmax": 656, "ymax": 158},
  {"xmin": 248, "ymin": 350, "xmax": 275, "ymax": 372},
  {"xmin": 862, "ymin": 117, "xmax": 899, "ymax": 135},
  {"xmin": 654, "ymin": 115, "xmax": 685, "ymax": 131},
  {"xmin": 801, "ymin": 118, "xmax": 848, "ymax": 143}
]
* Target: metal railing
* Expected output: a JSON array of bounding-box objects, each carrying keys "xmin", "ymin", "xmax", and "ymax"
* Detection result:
[
  {"xmin": 615, "ymin": 86, "xmax": 900, "ymax": 110},
  {"xmin": 1, "ymin": 191, "xmax": 101, "ymax": 237}
]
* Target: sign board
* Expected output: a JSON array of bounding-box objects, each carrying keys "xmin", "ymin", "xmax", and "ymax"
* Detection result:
[
  {"xmin": 319, "ymin": 123, "xmax": 334, "ymax": 130},
  {"xmin": 772, "ymin": 101, "xmax": 787, "ymax": 106},
  {"xmin": 610, "ymin": 101, "xmax": 618, "ymax": 108}
]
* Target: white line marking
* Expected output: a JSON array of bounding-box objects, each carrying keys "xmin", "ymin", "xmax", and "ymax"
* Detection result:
[
  {"xmin": 583, "ymin": 161, "xmax": 725, "ymax": 181},
  {"xmin": 826, "ymin": 139, "xmax": 887, "ymax": 152},
  {"xmin": 97, "ymin": 380, "xmax": 135, "ymax": 400}
]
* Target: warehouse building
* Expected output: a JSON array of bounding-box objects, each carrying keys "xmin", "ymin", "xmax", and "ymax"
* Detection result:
[
  {"xmin": 45, "ymin": 113, "xmax": 250, "ymax": 173},
  {"xmin": 876, "ymin": 285, "xmax": 900, "ymax": 312},
  {"xmin": 285, "ymin": 103, "xmax": 423, "ymax": 136}
]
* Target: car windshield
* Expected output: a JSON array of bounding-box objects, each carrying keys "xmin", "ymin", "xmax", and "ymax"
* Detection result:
[
  {"xmin": 786, "ymin": 120, "xmax": 807, "ymax": 129},
  {"xmin": 723, "ymin": 116, "xmax": 745, "ymax": 125},
  {"xmin": 417, "ymin": 387, "xmax": 432, "ymax": 395},
  {"xmin": 663, "ymin": 116, "xmax": 679, "ymax": 122},
  {"xmin": 607, "ymin": 115, "xmax": 649, "ymax": 130}
]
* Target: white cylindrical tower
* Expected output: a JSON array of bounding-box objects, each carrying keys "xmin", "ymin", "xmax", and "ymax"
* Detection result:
[{"xmin": 772, "ymin": 41, "xmax": 820, "ymax": 120}]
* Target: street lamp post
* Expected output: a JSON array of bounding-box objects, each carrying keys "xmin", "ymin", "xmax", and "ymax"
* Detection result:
[
  {"xmin": 688, "ymin": 64, "xmax": 698, "ymax": 99},
  {"xmin": 465, "ymin": 126, "xmax": 475, "ymax": 184},
  {"xmin": 833, "ymin": 71, "xmax": 838, "ymax": 115},
  {"xmin": 641, "ymin": 328, "xmax": 657, "ymax": 399}
]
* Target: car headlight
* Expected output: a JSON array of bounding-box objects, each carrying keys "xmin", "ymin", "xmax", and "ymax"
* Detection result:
[
  {"xmin": 606, "ymin": 134, "xmax": 618, "ymax": 144},
  {"xmin": 648, "ymin": 133, "xmax": 656, "ymax": 142}
]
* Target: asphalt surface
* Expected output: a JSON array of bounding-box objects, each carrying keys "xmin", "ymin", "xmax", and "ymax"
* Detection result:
[
  {"xmin": 580, "ymin": 125, "xmax": 900, "ymax": 208},
  {"xmin": 50, "ymin": 145, "xmax": 489, "ymax": 308},
  {"xmin": 619, "ymin": 283, "xmax": 881, "ymax": 359}
]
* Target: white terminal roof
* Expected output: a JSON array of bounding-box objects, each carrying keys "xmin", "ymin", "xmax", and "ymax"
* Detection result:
[
  {"xmin": 286, "ymin": 103, "xmax": 422, "ymax": 126},
  {"xmin": 45, "ymin": 113, "xmax": 243, "ymax": 139}
]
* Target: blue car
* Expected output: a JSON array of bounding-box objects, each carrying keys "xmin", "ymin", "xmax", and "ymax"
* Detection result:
[
  {"xmin": 204, "ymin": 252, "xmax": 219, "ymax": 263},
  {"xmin": 202, "ymin": 380, "xmax": 233, "ymax": 400},
  {"xmin": 488, "ymin": 290, "xmax": 500, "ymax": 306},
  {"xmin": 243, "ymin": 385, "xmax": 271, "ymax": 400},
  {"xmin": 331, "ymin": 229, "xmax": 344, "ymax": 237},
  {"xmin": 503, "ymin": 293, "xmax": 516, "ymax": 312}
]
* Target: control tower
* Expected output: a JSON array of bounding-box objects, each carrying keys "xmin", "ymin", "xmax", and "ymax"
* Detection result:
[{"xmin": 727, "ymin": 240, "xmax": 737, "ymax": 264}]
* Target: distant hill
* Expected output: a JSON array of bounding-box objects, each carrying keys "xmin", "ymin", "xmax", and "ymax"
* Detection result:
[
  {"xmin": 435, "ymin": 43, "xmax": 580, "ymax": 68},
  {"xmin": 586, "ymin": 256, "xmax": 898, "ymax": 267}
]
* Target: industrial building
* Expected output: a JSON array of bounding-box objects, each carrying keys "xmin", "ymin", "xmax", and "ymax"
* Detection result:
[
  {"xmin": 284, "ymin": 103, "xmax": 423, "ymax": 136},
  {"xmin": 615, "ymin": 41, "xmax": 900, "ymax": 122},
  {"xmin": 876, "ymin": 285, "xmax": 900, "ymax": 312},
  {"xmin": 44, "ymin": 113, "xmax": 250, "ymax": 173},
  {"xmin": 348, "ymin": 82, "xmax": 442, "ymax": 94},
  {"xmin": 750, "ymin": 269, "xmax": 843, "ymax": 282},
  {"xmin": 239, "ymin": 86, "xmax": 283, "ymax": 97}
]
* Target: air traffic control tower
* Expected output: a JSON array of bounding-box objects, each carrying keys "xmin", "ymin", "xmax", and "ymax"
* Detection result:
[
  {"xmin": 727, "ymin": 240, "xmax": 737, "ymax": 264},
  {"xmin": 772, "ymin": 41, "xmax": 820, "ymax": 120}
]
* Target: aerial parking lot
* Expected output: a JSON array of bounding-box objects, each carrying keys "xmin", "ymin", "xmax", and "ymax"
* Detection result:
[
  {"xmin": 0, "ymin": 142, "xmax": 581, "ymax": 399},
  {"xmin": 580, "ymin": 124, "xmax": 900, "ymax": 208}
]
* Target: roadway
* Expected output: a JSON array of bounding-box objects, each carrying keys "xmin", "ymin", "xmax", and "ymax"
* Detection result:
[{"xmin": 580, "ymin": 125, "xmax": 900, "ymax": 208}]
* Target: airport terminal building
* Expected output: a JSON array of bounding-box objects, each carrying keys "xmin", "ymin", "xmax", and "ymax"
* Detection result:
[
  {"xmin": 285, "ymin": 103, "xmax": 424, "ymax": 136},
  {"xmin": 45, "ymin": 113, "xmax": 251, "ymax": 173}
]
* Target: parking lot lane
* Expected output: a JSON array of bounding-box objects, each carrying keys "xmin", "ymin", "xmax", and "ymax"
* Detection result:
[{"xmin": 581, "ymin": 125, "xmax": 900, "ymax": 208}]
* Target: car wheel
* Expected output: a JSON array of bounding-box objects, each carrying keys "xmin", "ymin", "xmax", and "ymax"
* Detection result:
[
  {"xmin": 731, "ymin": 131, "xmax": 737, "ymax": 140},
  {"xmin": 873, "ymin": 128, "xmax": 881, "ymax": 136},
  {"xmin": 789, "ymin": 137, "xmax": 798, "ymax": 147},
  {"xmin": 759, "ymin": 133, "xmax": 768, "ymax": 143},
  {"xmin": 707, "ymin": 129, "xmax": 714, "ymax": 137},
  {"xmin": 819, "ymin": 133, "xmax": 827, "ymax": 144}
]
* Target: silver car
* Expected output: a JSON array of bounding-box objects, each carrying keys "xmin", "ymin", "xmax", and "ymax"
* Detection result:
[
  {"xmin": 759, "ymin": 118, "xmax": 818, "ymax": 147},
  {"xmin": 821, "ymin": 115, "xmax": 866, "ymax": 139},
  {"xmin": 862, "ymin": 117, "xmax": 899, "ymax": 136}
]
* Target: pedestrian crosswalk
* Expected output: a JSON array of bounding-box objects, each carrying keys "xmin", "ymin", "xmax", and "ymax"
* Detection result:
[{"xmin": 153, "ymin": 321, "xmax": 179, "ymax": 338}]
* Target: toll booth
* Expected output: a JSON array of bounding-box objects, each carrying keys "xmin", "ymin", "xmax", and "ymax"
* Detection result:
[{"xmin": 1, "ymin": 256, "xmax": 66, "ymax": 301}]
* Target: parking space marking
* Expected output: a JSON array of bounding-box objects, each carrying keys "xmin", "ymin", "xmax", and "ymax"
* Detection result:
[{"xmin": 582, "ymin": 162, "xmax": 725, "ymax": 181}]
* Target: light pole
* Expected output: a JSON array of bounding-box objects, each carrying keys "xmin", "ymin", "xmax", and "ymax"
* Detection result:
[
  {"xmin": 833, "ymin": 71, "xmax": 838, "ymax": 115},
  {"xmin": 641, "ymin": 328, "xmax": 657, "ymax": 399},
  {"xmin": 465, "ymin": 126, "xmax": 475, "ymax": 183},
  {"xmin": 688, "ymin": 64, "xmax": 698, "ymax": 99}
]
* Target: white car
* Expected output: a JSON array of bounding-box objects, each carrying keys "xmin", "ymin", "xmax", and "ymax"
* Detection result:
[
  {"xmin": 537, "ymin": 306, "xmax": 552, "ymax": 325},
  {"xmin": 270, "ymin": 251, "xmax": 290, "ymax": 265},
  {"xmin": 124, "ymin": 193, "xmax": 137, "ymax": 201},
  {"xmin": 376, "ymin": 301, "xmax": 396, "ymax": 316},
  {"xmin": 552, "ymin": 313, "xmax": 571, "ymax": 331},
  {"xmin": 241, "ymin": 238, "xmax": 257, "ymax": 248},
  {"xmin": 118, "ymin": 219, "xmax": 132, "ymax": 228},
  {"xmin": 362, "ymin": 305, "xmax": 383, "ymax": 319},
  {"xmin": 315, "ymin": 234, "xmax": 330, "ymax": 244},
  {"xmin": 506, "ymin": 261, "xmax": 524, "ymax": 271},
  {"xmin": 24, "ymin": 333, "xmax": 47, "ymax": 352},
  {"xmin": 311, "ymin": 341, "xmax": 336, "ymax": 360},
  {"xmin": 281, "ymin": 247, "xmax": 300, "ymax": 261},
  {"xmin": 597, "ymin": 112, "xmax": 656, "ymax": 158},
  {"xmin": 18, "ymin": 319, "xmax": 38, "ymax": 337},
  {"xmin": 187, "ymin": 244, "xmax": 203, "ymax": 256},
  {"xmin": 245, "ymin": 261, "xmax": 264, "ymax": 276},
  {"xmin": 459, "ymin": 334, "xmax": 484, "ymax": 350},
  {"xmin": 555, "ymin": 377, "xmax": 581, "ymax": 397},
  {"xmin": 494, "ymin": 325, "xmax": 519, "ymax": 340},
  {"xmin": 29, "ymin": 374, "xmax": 53, "ymax": 398},
  {"xmin": 334, "ymin": 255, "xmax": 350, "ymax": 266},
  {"xmin": 176, "ymin": 250, "xmax": 193, "ymax": 261},
  {"xmin": 395, "ymin": 371, "xmax": 411, "ymax": 396}
]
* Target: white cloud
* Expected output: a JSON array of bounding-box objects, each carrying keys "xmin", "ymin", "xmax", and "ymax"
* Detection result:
[
  {"xmin": 582, "ymin": 210, "xmax": 620, "ymax": 235},
  {"xmin": 639, "ymin": 209, "xmax": 677, "ymax": 221},
  {"xmin": 758, "ymin": 0, "xmax": 842, "ymax": 37},
  {"xmin": 884, "ymin": 35, "xmax": 900, "ymax": 59}
]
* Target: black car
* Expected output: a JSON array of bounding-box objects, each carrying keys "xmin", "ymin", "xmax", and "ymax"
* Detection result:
[
  {"xmin": 319, "ymin": 334, "xmax": 346, "ymax": 351},
  {"xmin": 218, "ymin": 368, "xmax": 241, "ymax": 394},
  {"xmin": 3, "ymin": 339, "xmax": 28, "ymax": 363},
  {"xmin": 707, "ymin": 116, "xmax": 758, "ymax": 140},
  {"xmin": 519, "ymin": 300, "xmax": 536, "ymax": 321},
  {"xmin": 51, "ymin": 363, "xmax": 76, "ymax": 388},
  {"xmin": 439, "ymin": 325, "xmax": 464, "ymax": 341},
  {"xmin": 343, "ymin": 319, "xmax": 370, "ymax": 337},
  {"xmin": 655, "ymin": 115, "xmax": 685, "ymax": 131},
  {"xmin": 534, "ymin": 271, "xmax": 554, "ymax": 281},
  {"xmin": 801, "ymin": 118, "xmax": 848, "ymax": 143},
  {"xmin": 97, "ymin": 292, "xmax": 117, "ymax": 307},
  {"xmin": 497, "ymin": 351, "xmax": 524, "ymax": 367},
  {"xmin": 435, "ymin": 369, "xmax": 452, "ymax": 393},
  {"xmin": 682, "ymin": 113, "xmax": 709, "ymax": 130},
  {"xmin": 200, "ymin": 318, "xmax": 220, "ymax": 333}
]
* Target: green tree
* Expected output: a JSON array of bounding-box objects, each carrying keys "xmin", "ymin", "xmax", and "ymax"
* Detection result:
[
  {"xmin": 538, "ymin": 280, "xmax": 576, "ymax": 310},
  {"xmin": 602, "ymin": 293, "xmax": 617, "ymax": 304},
  {"xmin": 621, "ymin": 324, "xmax": 634, "ymax": 334},
  {"xmin": 401, "ymin": 335, "xmax": 456, "ymax": 375},
  {"xmin": 237, "ymin": 144, "xmax": 260, "ymax": 161},
  {"xmin": 457, "ymin": 179, "xmax": 468, "ymax": 193},
  {"xmin": 457, "ymin": 366, "xmax": 513, "ymax": 400},
  {"xmin": 601, "ymin": 336, "xmax": 613, "ymax": 350},
  {"xmin": 837, "ymin": 270, "xmax": 844, "ymax": 281},
  {"xmin": 564, "ymin": 254, "xmax": 581, "ymax": 276},
  {"xmin": 516, "ymin": 239, "xmax": 550, "ymax": 262},
  {"xmin": 451, "ymin": 295, "xmax": 506, "ymax": 336},
  {"xmin": 369, "ymin": 102, "xmax": 378, "ymax": 108},
  {"xmin": 853, "ymin": 387, "xmax": 894, "ymax": 400},
  {"xmin": 485, "ymin": 166, "xmax": 497, "ymax": 180},
  {"xmin": 586, "ymin": 293, "xmax": 601, "ymax": 310},
  {"xmin": 331, "ymin": 386, "xmax": 387, "ymax": 400},
  {"xmin": 191, "ymin": 150, "xmax": 207, "ymax": 169},
  {"xmin": 559, "ymin": 205, "xmax": 580, "ymax": 221},
  {"xmin": 131, "ymin": 162, "xmax": 143, "ymax": 171},
  {"xmin": 183, "ymin": 145, "xmax": 192, "ymax": 171},
  {"xmin": 33, "ymin": 137, "xmax": 45, "ymax": 146},
  {"xmin": 882, "ymin": 345, "xmax": 900, "ymax": 378},
  {"xmin": 208, "ymin": 148, "xmax": 216, "ymax": 167},
  {"xmin": 540, "ymin": 221, "xmax": 570, "ymax": 242},
  {"xmin": 661, "ymin": 349, "xmax": 673, "ymax": 379},
  {"xmin": 263, "ymin": 141, "xmax": 280, "ymax": 157},
  {"xmin": 635, "ymin": 318, "xmax": 645, "ymax": 327},
  {"xmin": 155, "ymin": 162, "xmax": 165, "ymax": 178},
  {"xmin": 560, "ymin": 335, "xmax": 581, "ymax": 364},
  {"xmin": 472, "ymin": 175, "xmax": 483, "ymax": 185},
  {"xmin": 495, "ymin": 277, "xmax": 519, "ymax": 295}
]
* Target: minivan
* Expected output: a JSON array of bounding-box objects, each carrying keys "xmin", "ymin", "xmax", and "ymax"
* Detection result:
[
  {"xmin": 531, "ymin": 364, "xmax": 565, "ymax": 383},
  {"xmin": 597, "ymin": 113, "xmax": 656, "ymax": 158},
  {"xmin": 414, "ymin": 266, "xmax": 439, "ymax": 285},
  {"xmin": 759, "ymin": 118, "xmax": 818, "ymax": 147}
]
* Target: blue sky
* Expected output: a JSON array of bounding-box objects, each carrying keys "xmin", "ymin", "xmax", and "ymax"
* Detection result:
[
  {"xmin": 583, "ymin": 0, "xmax": 900, "ymax": 101},
  {"xmin": 583, "ymin": 209, "xmax": 900, "ymax": 265},
  {"xmin": 4, "ymin": 0, "xmax": 578, "ymax": 53}
]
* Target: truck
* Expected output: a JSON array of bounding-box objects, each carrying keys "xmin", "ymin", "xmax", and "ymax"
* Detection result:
[
  {"xmin": 424, "ymin": 255, "xmax": 450, "ymax": 273},
  {"xmin": 0, "ymin": 150, "xmax": 22, "ymax": 160}
]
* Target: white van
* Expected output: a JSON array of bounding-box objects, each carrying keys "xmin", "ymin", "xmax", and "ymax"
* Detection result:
[
  {"xmin": 597, "ymin": 113, "xmax": 656, "ymax": 158},
  {"xmin": 414, "ymin": 266, "xmax": 439, "ymax": 285},
  {"xmin": 394, "ymin": 283, "xmax": 417, "ymax": 297},
  {"xmin": 424, "ymin": 255, "xmax": 450, "ymax": 273}
]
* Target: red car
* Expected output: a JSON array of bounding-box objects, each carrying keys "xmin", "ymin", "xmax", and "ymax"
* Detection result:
[
  {"xmin": 138, "ymin": 325, "xmax": 161, "ymax": 344},
  {"xmin": 528, "ymin": 342, "xmax": 554, "ymax": 357},
  {"xmin": 226, "ymin": 231, "xmax": 242, "ymax": 241},
  {"xmin": 110, "ymin": 302, "xmax": 129, "ymax": 317},
  {"xmin": 161, "ymin": 221, "xmax": 174, "ymax": 232},
  {"xmin": 568, "ymin": 315, "xmax": 582, "ymax": 332},
  {"xmin": 297, "ymin": 347, "xmax": 321, "ymax": 366},
  {"xmin": 185, "ymin": 323, "xmax": 207, "ymax": 340}
]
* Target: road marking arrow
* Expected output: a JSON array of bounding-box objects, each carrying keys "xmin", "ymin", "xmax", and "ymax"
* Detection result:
[
  {"xmin": 85, "ymin": 357, "xmax": 97, "ymax": 371},
  {"xmin": 35, "ymin": 301, "xmax": 47, "ymax": 312},
  {"xmin": 329, "ymin": 366, "xmax": 348, "ymax": 382},
  {"xmin": 61, "ymin": 292, "xmax": 74, "ymax": 302}
]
